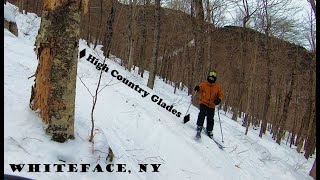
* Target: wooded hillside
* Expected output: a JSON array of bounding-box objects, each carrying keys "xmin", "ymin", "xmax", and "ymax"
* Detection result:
[{"xmin": 8, "ymin": 0, "xmax": 316, "ymax": 160}]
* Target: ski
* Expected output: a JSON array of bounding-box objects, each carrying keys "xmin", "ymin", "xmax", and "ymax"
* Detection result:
[
  {"xmin": 194, "ymin": 127, "xmax": 224, "ymax": 149},
  {"xmin": 210, "ymin": 137, "xmax": 225, "ymax": 149}
]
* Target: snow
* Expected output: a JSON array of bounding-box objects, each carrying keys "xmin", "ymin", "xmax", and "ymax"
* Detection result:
[
  {"xmin": 4, "ymin": 2, "xmax": 18, "ymax": 22},
  {"xmin": 4, "ymin": 4, "xmax": 315, "ymax": 180}
]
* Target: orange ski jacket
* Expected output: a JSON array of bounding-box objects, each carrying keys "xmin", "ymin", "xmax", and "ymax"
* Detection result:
[{"xmin": 196, "ymin": 81, "xmax": 224, "ymax": 109}]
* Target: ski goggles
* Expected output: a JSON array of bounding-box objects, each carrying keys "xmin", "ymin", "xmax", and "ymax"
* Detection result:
[{"xmin": 209, "ymin": 71, "xmax": 217, "ymax": 77}]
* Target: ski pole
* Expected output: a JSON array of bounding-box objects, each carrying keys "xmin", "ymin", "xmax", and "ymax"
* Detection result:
[
  {"xmin": 183, "ymin": 93, "xmax": 196, "ymax": 124},
  {"xmin": 217, "ymin": 107, "xmax": 224, "ymax": 143},
  {"xmin": 186, "ymin": 92, "xmax": 198, "ymax": 114},
  {"xmin": 185, "ymin": 95, "xmax": 193, "ymax": 115},
  {"xmin": 183, "ymin": 92, "xmax": 196, "ymax": 123}
]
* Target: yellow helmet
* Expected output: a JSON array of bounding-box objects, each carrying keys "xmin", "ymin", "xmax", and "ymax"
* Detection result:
[{"xmin": 208, "ymin": 71, "xmax": 217, "ymax": 78}]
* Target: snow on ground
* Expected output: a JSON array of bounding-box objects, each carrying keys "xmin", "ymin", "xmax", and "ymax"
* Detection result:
[{"xmin": 4, "ymin": 4, "xmax": 315, "ymax": 180}]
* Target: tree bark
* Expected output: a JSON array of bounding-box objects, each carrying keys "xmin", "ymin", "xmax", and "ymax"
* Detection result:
[
  {"xmin": 30, "ymin": 0, "xmax": 83, "ymax": 142},
  {"xmin": 244, "ymin": 34, "xmax": 258, "ymax": 134},
  {"xmin": 296, "ymin": 60, "xmax": 315, "ymax": 153},
  {"xmin": 206, "ymin": 0, "xmax": 212, "ymax": 71},
  {"xmin": 290, "ymin": 96, "xmax": 298, "ymax": 147},
  {"xmin": 309, "ymin": 159, "xmax": 316, "ymax": 179},
  {"xmin": 259, "ymin": 1, "xmax": 272, "ymax": 137},
  {"xmin": 138, "ymin": 0, "xmax": 148, "ymax": 78},
  {"xmin": 103, "ymin": 0, "xmax": 116, "ymax": 58},
  {"xmin": 147, "ymin": 0, "xmax": 161, "ymax": 89},
  {"xmin": 86, "ymin": 4, "xmax": 91, "ymax": 46},
  {"xmin": 190, "ymin": 0, "xmax": 205, "ymax": 87},
  {"xmin": 127, "ymin": 0, "xmax": 137, "ymax": 71},
  {"xmin": 304, "ymin": 110, "xmax": 316, "ymax": 159},
  {"xmin": 94, "ymin": 0, "xmax": 104, "ymax": 49},
  {"xmin": 276, "ymin": 70, "xmax": 295, "ymax": 144}
]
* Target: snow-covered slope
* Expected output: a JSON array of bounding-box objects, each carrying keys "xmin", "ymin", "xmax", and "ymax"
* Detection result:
[{"xmin": 4, "ymin": 5, "xmax": 315, "ymax": 180}]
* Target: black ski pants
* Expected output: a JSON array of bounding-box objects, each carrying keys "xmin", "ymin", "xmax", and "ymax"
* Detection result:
[{"xmin": 196, "ymin": 104, "xmax": 215, "ymax": 131}]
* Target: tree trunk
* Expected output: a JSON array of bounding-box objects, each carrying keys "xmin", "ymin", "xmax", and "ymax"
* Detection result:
[
  {"xmin": 139, "ymin": 0, "xmax": 147, "ymax": 78},
  {"xmin": 309, "ymin": 159, "xmax": 316, "ymax": 179},
  {"xmin": 94, "ymin": 0, "xmax": 103, "ymax": 49},
  {"xmin": 30, "ymin": 0, "xmax": 84, "ymax": 143},
  {"xmin": 195, "ymin": 0, "xmax": 205, "ymax": 81},
  {"xmin": 20, "ymin": 0, "xmax": 25, "ymax": 13},
  {"xmin": 147, "ymin": 0, "xmax": 160, "ymax": 89},
  {"xmin": 276, "ymin": 71, "xmax": 295, "ymax": 144},
  {"xmin": 190, "ymin": 0, "xmax": 205, "ymax": 88},
  {"xmin": 259, "ymin": 38, "xmax": 272, "ymax": 138},
  {"xmin": 259, "ymin": 1, "xmax": 272, "ymax": 138},
  {"xmin": 233, "ymin": 31, "xmax": 245, "ymax": 122},
  {"xmin": 244, "ymin": 34, "xmax": 258, "ymax": 134},
  {"xmin": 290, "ymin": 97, "xmax": 298, "ymax": 147},
  {"xmin": 86, "ymin": 4, "xmax": 91, "ymax": 46},
  {"xmin": 25, "ymin": 0, "xmax": 29, "ymax": 13},
  {"xmin": 190, "ymin": 0, "xmax": 196, "ymax": 89},
  {"xmin": 206, "ymin": 0, "xmax": 212, "ymax": 71},
  {"xmin": 304, "ymin": 111, "xmax": 316, "ymax": 159},
  {"xmin": 272, "ymin": 79, "xmax": 283, "ymax": 139},
  {"xmin": 127, "ymin": 0, "xmax": 137, "ymax": 71},
  {"xmin": 295, "ymin": 121, "xmax": 304, "ymax": 153},
  {"xmin": 296, "ymin": 60, "xmax": 315, "ymax": 153},
  {"xmin": 103, "ymin": 0, "xmax": 116, "ymax": 58}
]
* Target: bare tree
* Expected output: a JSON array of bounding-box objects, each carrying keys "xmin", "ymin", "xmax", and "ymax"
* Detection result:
[
  {"xmin": 304, "ymin": 109, "xmax": 316, "ymax": 159},
  {"xmin": 210, "ymin": 0, "xmax": 227, "ymax": 27},
  {"xmin": 93, "ymin": 0, "xmax": 104, "ymax": 49},
  {"xmin": 86, "ymin": 3, "xmax": 91, "ymax": 46},
  {"xmin": 167, "ymin": 0, "xmax": 191, "ymax": 13},
  {"xmin": 147, "ymin": 0, "xmax": 161, "ymax": 89},
  {"xmin": 244, "ymin": 33, "xmax": 258, "ymax": 135},
  {"xmin": 126, "ymin": 0, "xmax": 138, "ymax": 71},
  {"xmin": 253, "ymin": 0, "xmax": 297, "ymax": 138},
  {"xmin": 138, "ymin": 0, "xmax": 148, "ymax": 77},
  {"xmin": 205, "ymin": 0, "xmax": 212, "ymax": 71},
  {"xmin": 30, "ymin": 0, "xmax": 87, "ymax": 142},
  {"xmin": 276, "ymin": 68, "xmax": 296, "ymax": 144},
  {"xmin": 228, "ymin": 0, "xmax": 258, "ymax": 125},
  {"xmin": 309, "ymin": 159, "xmax": 316, "ymax": 179},
  {"xmin": 258, "ymin": 0, "xmax": 272, "ymax": 138},
  {"xmin": 302, "ymin": 5, "xmax": 316, "ymax": 52},
  {"xmin": 103, "ymin": 0, "xmax": 116, "ymax": 58},
  {"xmin": 191, "ymin": 0, "xmax": 205, "ymax": 85}
]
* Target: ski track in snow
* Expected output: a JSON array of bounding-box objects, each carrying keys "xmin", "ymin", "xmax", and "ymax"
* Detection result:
[{"xmin": 4, "ymin": 6, "xmax": 315, "ymax": 180}]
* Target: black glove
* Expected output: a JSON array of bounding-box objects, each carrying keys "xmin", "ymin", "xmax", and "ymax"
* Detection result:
[
  {"xmin": 214, "ymin": 97, "xmax": 221, "ymax": 105},
  {"xmin": 194, "ymin": 85, "xmax": 200, "ymax": 92}
]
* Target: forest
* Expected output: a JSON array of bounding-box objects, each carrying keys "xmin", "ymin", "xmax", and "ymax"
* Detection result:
[{"xmin": 5, "ymin": 0, "xmax": 316, "ymax": 178}]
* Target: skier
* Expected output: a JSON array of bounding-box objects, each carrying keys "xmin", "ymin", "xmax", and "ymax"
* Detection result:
[{"xmin": 194, "ymin": 71, "xmax": 224, "ymax": 138}]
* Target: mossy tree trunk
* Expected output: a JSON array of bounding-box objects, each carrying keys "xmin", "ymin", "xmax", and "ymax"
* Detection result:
[{"xmin": 30, "ymin": 0, "xmax": 85, "ymax": 143}]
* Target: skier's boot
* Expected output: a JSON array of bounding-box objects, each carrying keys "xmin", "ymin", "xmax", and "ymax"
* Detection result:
[
  {"xmin": 206, "ymin": 130, "xmax": 213, "ymax": 139},
  {"xmin": 196, "ymin": 126, "xmax": 202, "ymax": 138},
  {"xmin": 196, "ymin": 126, "xmax": 203, "ymax": 133}
]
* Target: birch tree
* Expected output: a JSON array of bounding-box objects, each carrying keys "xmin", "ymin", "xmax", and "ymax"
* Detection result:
[{"xmin": 30, "ymin": 0, "xmax": 88, "ymax": 142}]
